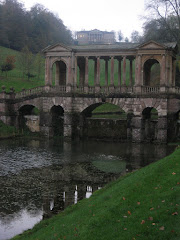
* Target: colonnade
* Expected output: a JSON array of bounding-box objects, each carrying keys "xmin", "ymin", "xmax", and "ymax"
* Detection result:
[{"xmin": 74, "ymin": 55, "xmax": 135, "ymax": 87}]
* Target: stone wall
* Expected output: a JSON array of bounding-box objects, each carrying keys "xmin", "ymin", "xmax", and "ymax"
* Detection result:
[{"xmin": 82, "ymin": 118, "xmax": 127, "ymax": 140}]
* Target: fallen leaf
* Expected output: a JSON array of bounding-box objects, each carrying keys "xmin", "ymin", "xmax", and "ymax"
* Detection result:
[
  {"xmin": 150, "ymin": 208, "xmax": 154, "ymax": 211},
  {"xmin": 128, "ymin": 211, "xmax": 131, "ymax": 215},
  {"xmin": 172, "ymin": 172, "xmax": 176, "ymax": 175},
  {"xmin": 159, "ymin": 226, "xmax": 165, "ymax": 230},
  {"xmin": 123, "ymin": 197, "xmax": 126, "ymax": 201},
  {"xmin": 172, "ymin": 212, "xmax": 178, "ymax": 215},
  {"xmin": 137, "ymin": 202, "xmax": 140, "ymax": 205},
  {"xmin": 141, "ymin": 220, "xmax": 145, "ymax": 224}
]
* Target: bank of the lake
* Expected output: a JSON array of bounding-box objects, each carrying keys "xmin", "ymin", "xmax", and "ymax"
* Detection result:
[{"xmin": 12, "ymin": 146, "xmax": 180, "ymax": 240}]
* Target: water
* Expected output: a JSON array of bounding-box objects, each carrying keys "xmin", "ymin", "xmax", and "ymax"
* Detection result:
[{"xmin": 0, "ymin": 138, "xmax": 176, "ymax": 240}]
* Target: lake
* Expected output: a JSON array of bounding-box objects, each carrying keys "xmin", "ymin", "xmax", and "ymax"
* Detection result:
[{"xmin": 0, "ymin": 138, "xmax": 176, "ymax": 240}]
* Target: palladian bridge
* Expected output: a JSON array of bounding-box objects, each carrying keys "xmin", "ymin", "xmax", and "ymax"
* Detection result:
[{"xmin": 0, "ymin": 40, "xmax": 180, "ymax": 143}]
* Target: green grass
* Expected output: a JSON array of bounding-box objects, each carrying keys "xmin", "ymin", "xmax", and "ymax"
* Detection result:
[
  {"xmin": 12, "ymin": 146, "xmax": 180, "ymax": 240},
  {"xmin": 0, "ymin": 46, "xmax": 45, "ymax": 92},
  {"xmin": 0, "ymin": 120, "xmax": 17, "ymax": 138}
]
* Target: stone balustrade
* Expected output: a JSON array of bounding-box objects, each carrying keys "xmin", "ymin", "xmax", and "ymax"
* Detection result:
[{"xmin": 0, "ymin": 85, "xmax": 180, "ymax": 100}]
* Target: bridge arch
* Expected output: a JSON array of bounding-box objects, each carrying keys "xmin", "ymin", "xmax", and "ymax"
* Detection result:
[
  {"xmin": 18, "ymin": 104, "xmax": 40, "ymax": 132},
  {"xmin": 80, "ymin": 102, "xmax": 128, "ymax": 140},
  {"xmin": 143, "ymin": 58, "xmax": 160, "ymax": 86}
]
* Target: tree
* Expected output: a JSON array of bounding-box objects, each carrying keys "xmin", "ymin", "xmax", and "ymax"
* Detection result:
[
  {"xmin": 117, "ymin": 30, "xmax": 124, "ymax": 42},
  {"xmin": 145, "ymin": 0, "xmax": 180, "ymax": 47},
  {"xmin": 130, "ymin": 31, "xmax": 142, "ymax": 43},
  {"xmin": 17, "ymin": 46, "xmax": 35, "ymax": 80},
  {"xmin": 1, "ymin": 55, "xmax": 16, "ymax": 77},
  {"xmin": 125, "ymin": 37, "xmax": 129, "ymax": 43}
]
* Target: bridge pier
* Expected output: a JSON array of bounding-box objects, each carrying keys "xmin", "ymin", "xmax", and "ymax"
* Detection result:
[
  {"xmin": 64, "ymin": 112, "xmax": 81, "ymax": 139},
  {"xmin": 157, "ymin": 117, "xmax": 167, "ymax": 143},
  {"xmin": 131, "ymin": 116, "xmax": 144, "ymax": 142}
]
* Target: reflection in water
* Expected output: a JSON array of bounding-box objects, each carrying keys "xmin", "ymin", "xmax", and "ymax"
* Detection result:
[{"xmin": 0, "ymin": 138, "xmax": 176, "ymax": 240}]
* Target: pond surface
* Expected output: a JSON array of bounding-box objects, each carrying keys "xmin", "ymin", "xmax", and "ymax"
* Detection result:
[{"xmin": 0, "ymin": 138, "xmax": 176, "ymax": 240}]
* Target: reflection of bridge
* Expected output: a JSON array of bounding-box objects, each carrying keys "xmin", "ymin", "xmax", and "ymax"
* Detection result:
[{"xmin": 0, "ymin": 41, "xmax": 180, "ymax": 142}]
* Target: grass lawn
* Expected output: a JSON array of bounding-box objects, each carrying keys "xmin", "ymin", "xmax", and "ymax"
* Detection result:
[{"xmin": 12, "ymin": 146, "xmax": 180, "ymax": 240}]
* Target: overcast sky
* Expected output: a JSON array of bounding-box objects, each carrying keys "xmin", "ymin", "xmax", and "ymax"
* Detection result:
[{"xmin": 23, "ymin": 0, "xmax": 145, "ymax": 39}]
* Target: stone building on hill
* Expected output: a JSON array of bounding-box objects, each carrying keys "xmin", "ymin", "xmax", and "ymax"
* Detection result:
[{"xmin": 76, "ymin": 29, "xmax": 115, "ymax": 45}]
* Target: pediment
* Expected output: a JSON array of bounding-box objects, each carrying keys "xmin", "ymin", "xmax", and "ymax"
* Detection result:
[
  {"xmin": 43, "ymin": 43, "xmax": 72, "ymax": 53},
  {"xmin": 138, "ymin": 41, "xmax": 165, "ymax": 50}
]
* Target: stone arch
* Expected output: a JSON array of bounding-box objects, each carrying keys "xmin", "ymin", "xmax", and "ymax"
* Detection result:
[
  {"xmin": 52, "ymin": 59, "xmax": 67, "ymax": 86},
  {"xmin": 80, "ymin": 101, "xmax": 128, "ymax": 140},
  {"xmin": 143, "ymin": 58, "xmax": 160, "ymax": 86},
  {"xmin": 18, "ymin": 104, "xmax": 40, "ymax": 132},
  {"xmin": 50, "ymin": 105, "xmax": 64, "ymax": 136}
]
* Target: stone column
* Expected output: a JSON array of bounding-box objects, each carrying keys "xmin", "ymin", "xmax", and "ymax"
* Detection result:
[
  {"xmin": 118, "ymin": 59, "xmax": 122, "ymax": 87},
  {"xmin": 157, "ymin": 116, "xmax": 167, "ymax": 143},
  {"xmin": 105, "ymin": 59, "xmax": 109, "ymax": 86},
  {"xmin": 84, "ymin": 56, "xmax": 89, "ymax": 92},
  {"xmin": 122, "ymin": 56, "xmax": 126, "ymax": 86},
  {"xmin": 160, "ymin": 55, "xmax": 166, "ymax": 86},
  {"xmin": 45, "ymin": 56, "xmax": 51, "ymax": 86},
  {"xmin": 66, "ymin": 57, "xmax": 72, "ymax": 92},
  {"xmin": 55, "ymin": 62, "xmax": 60, "ymax": 86},
  {"xmin": 135, "ymin": 55, "xmax": 142, "ymax": 93},
  {"xmin": 74, "ymin": 57, "xmax": 77, "ymax": 87},
  {"xmin": 94, "ymin": 58, "xmax": 97, "ymax": 86},
  {"xmin": 172, "ymin": 59, "xmax": 176, "ymax": 87},
  {"xmin": 110, "ymin": 56, "xmax": 114, "ymax": 86},
  {"xmin": 131, "ymin": 116, "xmax": 144, "ymax": 142},
  {"xmin": 96, "ymin": 56, "xmax": 100, "ymax": 86},
  {"xmin": 129, "ymin": 59, "xmax": 133, "ymax": 86}
]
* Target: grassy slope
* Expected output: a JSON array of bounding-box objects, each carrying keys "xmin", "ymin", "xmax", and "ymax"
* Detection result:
[
  {"xmin": 12, "ymin": 147, "xmax": 180, "ymax": 240},
  {"xmin": 0, "ymin": 46, "xmax": 44, "ymax": 92}
]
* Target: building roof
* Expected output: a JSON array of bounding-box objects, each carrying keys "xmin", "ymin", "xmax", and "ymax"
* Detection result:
[{"xmin": 42, "ymin": 41, "xmax": 178, "ymax": 53}]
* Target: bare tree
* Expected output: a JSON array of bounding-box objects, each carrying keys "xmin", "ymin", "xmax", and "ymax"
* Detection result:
[{"xmin": 145, "ymin": 0, "xmax": 180, "ymax": 44}]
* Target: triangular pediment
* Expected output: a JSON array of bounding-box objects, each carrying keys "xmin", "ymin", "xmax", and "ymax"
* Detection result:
[
  {"xmin": 137, "ymin": 41, "xmax": 165, "ymax": 50},
  {"xmin": 43, "ymin": 43, "xmax": 72, "ymax": 53}
]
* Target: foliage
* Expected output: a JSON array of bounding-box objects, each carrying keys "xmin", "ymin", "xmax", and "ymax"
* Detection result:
[
  {"xmin": 144, "ymin": 0, "xmax": 180, "ymax": 49},
  {"xmin": 130, "ymin": 31, "xmax": 142, "ymax": 43},
  {"xmin": 12, "ymin": 147, "xmax": 180, "ymax": 240},
  {"xmin": 0, "ymin": 0, "xmax": 72, "ymax": 53},
  {"xmin": 0, "ymin": 120, "xmax": 17, "ymax": 137},
  {"xmin": 1, "ymin": 55, "xmax": 15, "ymax": 76}
]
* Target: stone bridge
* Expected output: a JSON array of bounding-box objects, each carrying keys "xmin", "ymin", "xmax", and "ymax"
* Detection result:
[{"xmin": 0, "ymin": 40, "xmax": 180, "ymax": 143}]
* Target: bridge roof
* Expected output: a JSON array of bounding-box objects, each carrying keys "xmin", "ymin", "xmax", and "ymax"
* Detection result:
[{"xmin": 43, "ymin": 41, "xmax": 178, "ymax": 53}]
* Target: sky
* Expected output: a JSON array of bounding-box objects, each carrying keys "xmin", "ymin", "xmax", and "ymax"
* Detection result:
[{"xmin": 23, "ymin": 0, "xmax": 145, "ymax": 39}]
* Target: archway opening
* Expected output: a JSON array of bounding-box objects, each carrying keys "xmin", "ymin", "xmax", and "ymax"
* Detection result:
[
  {"xmin": 52, "ymin": 60, "xmax": 67, "ymax": 86},
  {"xmin": 50, "ymin": 105, "xmax": 64, "ymax": 136},
  {"xmin": 81, "ymin": 103, "xmax": 128, "ymax": 140},
  {"xmin": 144, "ymin": 59, "xmax": 160, "ymax": 86},
  {"xmin": 142, "ymin": 107, "xmax": 158, "ymax": 141},
  {"xmin": 18, "ymin": 105, "xmax": 40, "ymax": 133}
]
